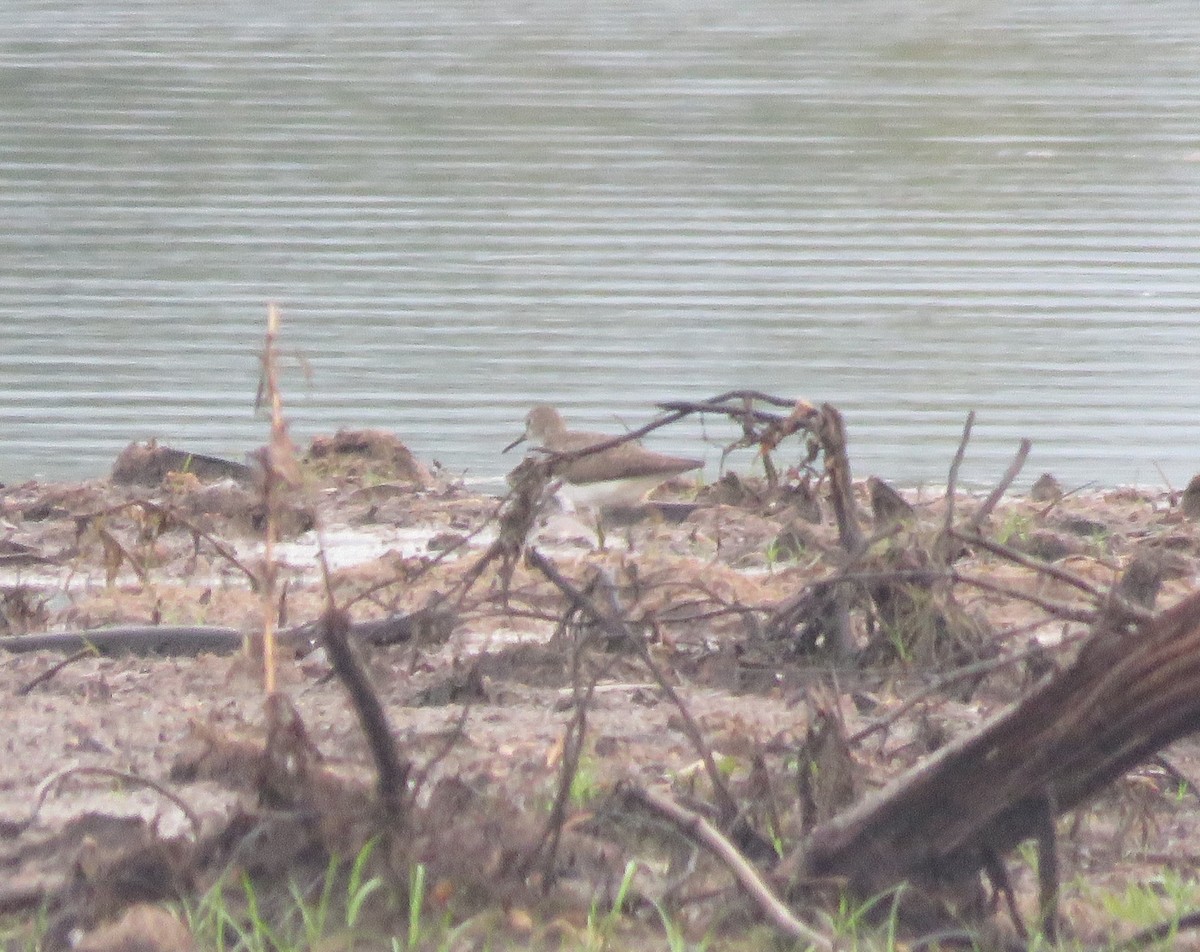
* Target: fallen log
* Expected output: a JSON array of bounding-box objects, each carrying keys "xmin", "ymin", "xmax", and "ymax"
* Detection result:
[
  {"xmin": 0, "ymin": 625, "xmax": 243, "ymax": 656},
  {"xmin": 780, "ymin": 588, "xmax": 1200, "ymax": 927},
  {"xmin": 110, "ymin": 441, "xmax": 254, "ymax": 486},
  {"xmin": 0, "ymin": 606, "xmax": 452, "ymax": 657}
]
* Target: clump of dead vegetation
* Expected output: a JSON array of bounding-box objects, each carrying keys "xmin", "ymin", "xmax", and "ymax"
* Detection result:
[{"xmin": 8, "ymin": 332, "xmax": 1200, "ymax": 951}]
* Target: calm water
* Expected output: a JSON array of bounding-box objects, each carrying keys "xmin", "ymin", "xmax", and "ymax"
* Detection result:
[{"xmin": 2, "ymin": 1, "xmax": 1199, "ymax": 489}]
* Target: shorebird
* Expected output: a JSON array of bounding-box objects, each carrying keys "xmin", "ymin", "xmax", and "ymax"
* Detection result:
[{"xmin": 504, "ymin": 405, "xmax": 702, "ymax": 515}]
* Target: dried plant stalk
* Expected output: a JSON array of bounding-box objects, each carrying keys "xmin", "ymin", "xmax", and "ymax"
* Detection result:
[{"xmin": 255, "ymin": 303, "xmax": 301, "ymax": 694}]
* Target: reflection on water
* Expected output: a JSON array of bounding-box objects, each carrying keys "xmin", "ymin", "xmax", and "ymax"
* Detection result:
[{"xmin": 1, "ymin": 0, "xmax": 1199, "ymax": 487}]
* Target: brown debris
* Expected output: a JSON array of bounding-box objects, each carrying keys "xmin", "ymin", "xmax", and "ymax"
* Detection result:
[
  {"xmin": 305, "ymin": 428, "xmax": 433, "ymax": 487},
  {"xmin": 7, "ymin": 394, "xmax": 1200, "ymax": 950}
]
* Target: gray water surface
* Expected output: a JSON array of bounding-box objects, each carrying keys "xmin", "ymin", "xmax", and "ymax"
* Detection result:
[{"xmin": 2, "ymin": 1, "xmax": 1199, "ymax": 488}]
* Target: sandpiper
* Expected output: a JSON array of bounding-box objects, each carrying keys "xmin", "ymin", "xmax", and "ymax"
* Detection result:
[{"xmin": 504, "ymin": 405, "xmax": 702, "ymax": 514}]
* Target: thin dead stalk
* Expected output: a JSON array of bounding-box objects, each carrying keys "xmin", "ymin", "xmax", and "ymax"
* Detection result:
[
  {"xmin": 525, "ymin": 548, "xmax": 740, "ymax": 827},
  {"xmin": 407, "ymin": 697, "xmax": 475, "ymax": 806},
  {"xmin": 952, "ymin": 571, "xmax": 1099, "ymax": 625},
  {"xmin": 521, "ymin": 610, "xmax": 611, "ymax": 887},
  {"xmin": 1096, "ymin": 908, "xmax": 1200, "ymax": 952},
  {"xmin": 953, "ymin": 529, "xmax": 1102, "ymax": 600},
  {"xmin": 257, "ymin": 305, "xmax": 284, "ymax": 692},
  {"xmin": 15, "ymin": 648, "xmax": 93, "ymax": 695},
  {"xmin": 251, "ymin": 304, "xmax": 304, "ymax": 694},
  {"xmin": 76, "ymin": 500, "xmax": 260, "ymax": 588},
  {"xmin": 953, "ymin": 529, "xmax": 1154, "ymax": 624},
  {"xmin": 942, "ymin": 411, "xmax": 974, "ymax": 539}
]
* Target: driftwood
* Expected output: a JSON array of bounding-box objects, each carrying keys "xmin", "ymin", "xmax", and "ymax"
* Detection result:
[
  {"xmin": 762, "ymin": 405, "xmax": 862, "ymax": 659},
  {"xmin": 779, "ymin": 589, "xmax": 1200, "ymax": 927},
  {"xmin": 0, "ymin": 607, "xmax": 453, "ymax": 657},
  {"xmin": 110, "ymin": 441, "xmax": 254, "ymax": 486},
  {"xmin": 657, "ymin": 391, "xmax": 817, "ymax": 489}
]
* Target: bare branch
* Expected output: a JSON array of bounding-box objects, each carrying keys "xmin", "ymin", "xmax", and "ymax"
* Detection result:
[
  {"xmin": 968, "ymin": 438, "xmax": 1031, "ymax": 531},
  {"xmin": 621, "ymin": 784, "xmax": 835, "ymax": 951},
  {"xmin": 952, "ymin": 571, "xmax": 1099, "ymax": 624},
  {"xmin": 942, "ymin": 411, "xmax": 975, "ymax": 539},
  {"xmin": 28, "ymin": 765, "xmax": 202, "ymax": 840}
]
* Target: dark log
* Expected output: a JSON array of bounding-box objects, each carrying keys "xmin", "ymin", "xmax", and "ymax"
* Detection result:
[
  {"xmin": 111, "ymin": 441, "xmax": 254, "ymax": 486},
  {"xmin": 0, "ymin": 606, "xmax": 451, "ymax": 657},
  {"xmin": 0, "ymin": 625, "xmax": 244, "ymax": 656}
]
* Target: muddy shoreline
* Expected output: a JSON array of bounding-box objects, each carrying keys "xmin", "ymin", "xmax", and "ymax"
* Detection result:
[{"xmin": 3, "ymin": 429, "xmax": 1200, "ymax": 950}]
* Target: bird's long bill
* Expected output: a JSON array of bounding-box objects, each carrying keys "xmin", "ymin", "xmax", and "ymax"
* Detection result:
[{"xmin": 502, "ymin": 433, "xmax": 527, "ymax": 454}]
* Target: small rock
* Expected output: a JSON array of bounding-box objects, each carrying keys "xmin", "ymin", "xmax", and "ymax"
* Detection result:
[
  {"xmin": 868, "ymin": 476, "xmax": 915, "ymax": 528},
  {"xmin": 773, "ymin": 520, "xmax": 821, "ymax": 559},
  {"xmin": 1014, "ymin": 530, "xmax": 1083, "ymax": 562},
  {"xmin": 702, "ymin": 471, "xmax": 760, "ymax": 507},
  {"xmin": 1116, "ymin": 552, "xmax": 1164, "ymax": 609},
  {"xmin": 780, "ymin": 480, "xmax": 823, "ymax": 524},
  {"xmin": 1030, "ymin": 472, "xmax": 1063, "ymax": 502},
  {"xmin": 1055, "ymin": 516, "xmax": 1110, "ymax": 538},
  {"xmin": 427, "ymin": 531, "xmax": 467, "ymax": 552},
  {"xmin": 1181, "ymin": 475, "xmax": 1200, "ymax": 519}
]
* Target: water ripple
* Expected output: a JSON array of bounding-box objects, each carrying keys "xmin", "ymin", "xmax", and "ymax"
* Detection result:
[{"xmin": 1, "ymin": 0, "xmax": 1199, "ymax": 487}]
